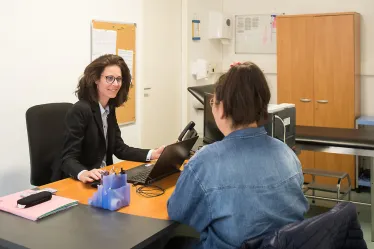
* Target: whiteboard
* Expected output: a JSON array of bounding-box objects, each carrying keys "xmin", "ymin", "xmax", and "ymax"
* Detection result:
[{"xmin": 235, "ymin": 14, "xmax": 279, "ymax": 54}]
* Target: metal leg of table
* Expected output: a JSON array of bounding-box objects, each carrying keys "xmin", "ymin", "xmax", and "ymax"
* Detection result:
[
  {"xmin": 371, "ymin": 157, "xmax": 374, "ymax": 242},
  {"xmin": 356, "ymin": 156, "xmax": 359, "ymax": 189}
]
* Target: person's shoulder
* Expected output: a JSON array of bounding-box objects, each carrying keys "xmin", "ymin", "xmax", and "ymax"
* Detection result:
[
  {"xmin": 71, "ymin": 100, "xmax": 92, "ymax": 112},
  {"xmin": 73, "ymin": 100, "xmax": 92, "ymax": 109},
  {"xmin": 267, "ymin": 136, "xmax": 300, "ymax": 162},
  {"xmin": 196, "ymin": 140, "xmax": 228, "ymax": 158},
  {"xmin": 186, "ymin": 143, "xmax": 219, "ymax": 169},
  {"xmin": 67, "ymin": 100, "xmax": 93, "ymax": 118},
  {"xmin": 194, "ymin": 142, "xmax": 217, "ymax": 156}
]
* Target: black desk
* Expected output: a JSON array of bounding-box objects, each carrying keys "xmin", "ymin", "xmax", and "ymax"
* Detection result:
[
  {"xmin": 187, "ymin": 84, "xmax": 214, "ymax": 105},
  {"xmin": 296, "ymin": 125, "xmax": 374, "ymax": 241},
  {"xmin": 0, "ymin": 204, "xmax": 178, "ymax": 249},
  {"xmin": 296, "ymin": 125, "xmax": 374, "ymax": 152}
]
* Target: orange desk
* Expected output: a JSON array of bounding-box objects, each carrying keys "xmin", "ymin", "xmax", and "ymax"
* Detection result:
[{"xmin": 41, "ymin": 161, "xmax": 181, "ymax": 220}]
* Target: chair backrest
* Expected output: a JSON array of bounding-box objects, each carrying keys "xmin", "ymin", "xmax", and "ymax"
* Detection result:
[
  {"xmin": 240, "ymin": 202, "xmax": 367, "ymax": 249},
  {"xmin": 26, "ymin": 103, "xmax": 73, "ymax": 186}
]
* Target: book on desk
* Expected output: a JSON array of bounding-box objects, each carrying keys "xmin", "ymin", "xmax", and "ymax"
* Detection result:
[{"xmin": 0, "ymin": 190, "xmax": 78, "ymax": 221}]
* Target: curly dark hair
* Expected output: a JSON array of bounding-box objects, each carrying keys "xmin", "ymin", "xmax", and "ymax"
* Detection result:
[
  {"xmin": 214, "ymin": 61, "xmax": 271, "ymax": 128},
  {"xmin": 75, "ymin": 54, "xmax": 131, "ymax": 107}
]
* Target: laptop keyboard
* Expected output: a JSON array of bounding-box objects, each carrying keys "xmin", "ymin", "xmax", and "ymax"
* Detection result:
[{"xmin": 127, "ymin": 164, "xmax": 153, "ymax": 183}]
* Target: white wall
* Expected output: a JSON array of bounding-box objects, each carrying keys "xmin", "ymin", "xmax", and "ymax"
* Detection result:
[
  {"xmin": 222, "ymin": 0, "xmax": 374, "ymax": 115},
  {"xmin": 0, "ymin": 0, "xmax": 145, "ymax": 196},
  {"xmin": 183, "ymin": 0, "xmax": 224, "ymax": 135}
]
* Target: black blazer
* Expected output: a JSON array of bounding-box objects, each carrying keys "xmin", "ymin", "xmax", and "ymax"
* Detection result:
[{"xmin": 51, "ymin": 100, "xmax": 149, "ymax": 181}]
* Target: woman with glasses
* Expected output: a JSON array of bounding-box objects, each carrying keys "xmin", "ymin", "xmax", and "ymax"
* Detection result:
[
  {"xmin": 166, "ymin": 62, "xmax": 309, "ymax": 249},
  {"xmin": 51, "ymin": 54, "xmax": 164, "ymax": 183}
]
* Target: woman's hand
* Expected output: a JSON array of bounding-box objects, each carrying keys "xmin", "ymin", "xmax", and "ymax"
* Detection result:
[{"xmin": 78, "ymin": 169, "xmax": 104, "ymax": 183}]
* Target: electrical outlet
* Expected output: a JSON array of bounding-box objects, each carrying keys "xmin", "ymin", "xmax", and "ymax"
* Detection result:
[
  {"xmin": 208, "ymin": 62, "xmax": 221, "ymax": 74},
  {"xmin": 209, "ymin": 63, "xmax": 216, "ymax": 73}
]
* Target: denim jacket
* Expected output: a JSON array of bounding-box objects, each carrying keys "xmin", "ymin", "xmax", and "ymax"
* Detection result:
[{"xmin": 167, "ymin": 127, "xmax": 309, "ymax": 249}]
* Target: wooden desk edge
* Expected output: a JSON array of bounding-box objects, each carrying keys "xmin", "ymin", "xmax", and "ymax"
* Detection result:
[{"xmin": 41, "ymin": 160, "xmax": 183, "ymax": 220}]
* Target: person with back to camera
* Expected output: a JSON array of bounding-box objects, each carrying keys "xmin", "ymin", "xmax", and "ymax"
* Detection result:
[
  {"xmin": 166, "ymin": 62, "xmax": 309, "ymax": 249},
  {"xmin": 51, "ymin": 54, "xmax": 164, "ymax": 183}
]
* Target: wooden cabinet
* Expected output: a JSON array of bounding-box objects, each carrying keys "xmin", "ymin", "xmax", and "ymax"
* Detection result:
[{"xmin": 277, "ymin": 13, "xmax": 360, "ymax": 187}]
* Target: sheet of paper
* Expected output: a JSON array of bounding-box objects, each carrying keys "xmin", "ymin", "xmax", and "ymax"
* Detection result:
[
  {"xmin": 196, "ymin": 59, "xmax": 208, "ymax": 80},
  {"xmin": 191, "ymin": 62, "xmax": 198, "ymax": 75},
  {"xmin": 271, "ymin": 15, "xmax": 277, "ymax": 33},
  {"xmin": 118, "ymin": 49, "xmax": 134, "ymax": 77},
  {"xmin": 191, "ymin": 59, "xmax": 208, "ymax": 80},
  {"xmin": 92, "ymin": 29, "xmax": 117, "ymax": 60}
]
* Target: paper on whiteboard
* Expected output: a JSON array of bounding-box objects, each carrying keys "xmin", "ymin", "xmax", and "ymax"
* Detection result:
[
  {"xmin": 235, "ymin": 15, "xmax": 277, "ymax": 54},
  {"xmin": 236, "ymin": 16, "xmax": 260, "ymax": 32},
  {"xmin": 92, "ymin": 29, "xmax": 117, "ymax": 61},
  {"xmin": 271, "ymin": 15, "xmax": 277, "ymax": 33},
  {"xmin": 236, "ymin": 16, "xmax": 263, "ymax": 44},
  {"xmin": 118, "ymin": 49, "xmax": 134, "ymax": 78}
]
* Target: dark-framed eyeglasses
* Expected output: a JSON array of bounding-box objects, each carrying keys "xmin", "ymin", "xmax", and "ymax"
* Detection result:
[{"xmin": 101, "ymin": 75, "xmax": 123, "ymax": 84}]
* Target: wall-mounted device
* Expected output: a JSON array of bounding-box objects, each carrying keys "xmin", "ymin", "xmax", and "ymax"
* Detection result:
[{"xmin": 208, "ymin": 11, "xmax": 232, "ymax": 44}]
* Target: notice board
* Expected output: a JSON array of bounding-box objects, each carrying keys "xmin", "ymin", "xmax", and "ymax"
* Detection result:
[{"xmin": 91, "ymin": 20, "xmax": 137, "ymax": 124}]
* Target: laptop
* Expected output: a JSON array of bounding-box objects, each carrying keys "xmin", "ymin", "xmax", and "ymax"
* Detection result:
[{"xmin": 126, "ymin": 136, "xmax": 199, "ymax": 185}]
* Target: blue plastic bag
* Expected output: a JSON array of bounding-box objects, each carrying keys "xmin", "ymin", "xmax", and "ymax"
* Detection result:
[{"xmin": 88, "ymin": 172, "xmax": 130, "ymax": 211}]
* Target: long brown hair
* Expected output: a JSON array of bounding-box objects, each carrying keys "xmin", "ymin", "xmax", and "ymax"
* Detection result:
[
  {"xmin": 75, "ymin": 54, "xmax": 131, "ymax": 107},
  {"xmin": 214, "ymin": 61, "xmax": 271, "ymax": 128}
]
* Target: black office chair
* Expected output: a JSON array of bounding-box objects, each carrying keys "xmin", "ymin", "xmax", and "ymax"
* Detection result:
[
  {"xmin": 26, "ymin": 103, "xmax": 73, "ymax": 186},
  {"xmin": 241, "ymin": 202, "xmax": 367, "ymax": 249}
]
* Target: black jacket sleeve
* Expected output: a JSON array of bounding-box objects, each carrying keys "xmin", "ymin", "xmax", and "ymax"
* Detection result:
[
  {"xmin": 113, "ymin": 112, "xmax": 150, "ymax": 162},
  {"xmin": 60, "ymin": 104, "xmax": 89, "ymax": 179}
]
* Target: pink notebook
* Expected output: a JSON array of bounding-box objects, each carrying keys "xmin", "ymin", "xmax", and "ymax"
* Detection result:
[{"xmin": 0, "ymin": 190, "xmax": 78, "ymax": 221}]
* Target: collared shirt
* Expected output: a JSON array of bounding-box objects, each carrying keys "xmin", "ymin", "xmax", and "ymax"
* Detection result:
[
  {"xmin": 167, "ymin": 127, "xmax": 309, "ymax": 249},
  {"xmin": 98, "ymin": 103, "xmax": 152, "ymax": 164}
]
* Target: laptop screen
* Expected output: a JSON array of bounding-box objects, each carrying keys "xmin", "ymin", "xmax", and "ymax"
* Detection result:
[{"xmin": 148, "ymin": 136, "xmax": 199, "ymax": 181}]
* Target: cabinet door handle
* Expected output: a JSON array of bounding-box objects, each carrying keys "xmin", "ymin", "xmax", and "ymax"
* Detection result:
[
  {"xmin": 144, "ymin": 87, "xmax": 152, "ymax": 90},
  {"xmin": 316, "ymin": 100, "xmax": 328, "ymax": 104},
  {"xmin": 300, "ymin": 98, "xmax": 311, "ymax": 103}
]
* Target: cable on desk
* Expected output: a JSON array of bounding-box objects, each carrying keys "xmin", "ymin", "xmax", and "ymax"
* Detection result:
[{"xmin": 135, "ymin": 184, "xmax": 165, "ymax": 198}]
